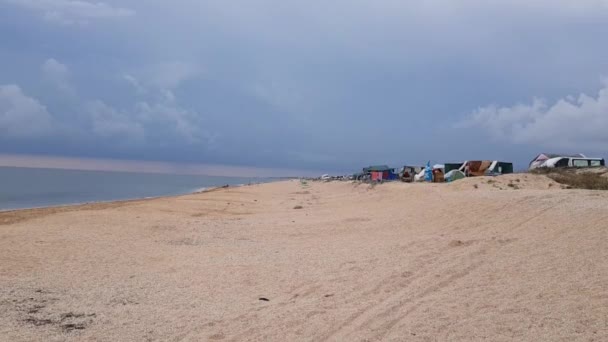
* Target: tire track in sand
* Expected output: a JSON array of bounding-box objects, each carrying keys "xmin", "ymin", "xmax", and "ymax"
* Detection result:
[
  {"xmin": 318, "ymin": 246, "xmax": 488, "ymax": 342},
  {"xmin": 320, "ymin": 202, "xmax": 559, "ymax": 341}
]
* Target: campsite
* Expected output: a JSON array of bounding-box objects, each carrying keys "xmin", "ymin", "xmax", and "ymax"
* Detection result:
[{"xmin": 318, "ymin": 152, "xmax": 607, "ymax": 190}]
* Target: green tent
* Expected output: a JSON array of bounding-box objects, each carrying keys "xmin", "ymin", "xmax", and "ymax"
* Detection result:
[{"xmin": 445, "ymin": 170, "xmax": 466, "ymax": 182}]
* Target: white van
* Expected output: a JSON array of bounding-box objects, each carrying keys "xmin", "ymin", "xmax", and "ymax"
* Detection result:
[{"xmin": 543, "ymin": 157, "xmax": 605, "ymax": 168}]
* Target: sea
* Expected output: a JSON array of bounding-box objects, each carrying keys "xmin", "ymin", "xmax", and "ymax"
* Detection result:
[{"xmin": 0, "ymin": 166, "xmax": 270, "ymax": 211}]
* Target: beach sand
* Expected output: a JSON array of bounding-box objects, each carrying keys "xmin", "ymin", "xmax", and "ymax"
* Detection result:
[{"xmin": 1, "ymin": 176, "xmax": 607, "ymax": 341}]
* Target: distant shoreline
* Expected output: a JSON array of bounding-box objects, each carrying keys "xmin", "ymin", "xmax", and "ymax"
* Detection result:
[
  {"xmin": 0, "ymin": 166, "xmax": 281, "ymax": 212},
  {"xmin": 0, "ymin": 181, "xmax": 275, "ymax": 214}
]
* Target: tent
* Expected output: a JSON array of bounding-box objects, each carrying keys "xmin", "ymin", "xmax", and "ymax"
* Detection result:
[
  {"xmin": 445, "ymin": 170, "xmax": 466, "ymax": 182},
  {"xmin": 444, "ymin": 160, "xmax": 513, "ymax": 176},
  {"xmin": 363, "ymin": 165, "xmax": 397, "ymax": 181},
  {"xmin": 371, "ymin": 171, "xmax": 387, "ymax": 181},
  {"xmin": 363, "ymin": 165, "xmax": 392, "ymax": 173}
]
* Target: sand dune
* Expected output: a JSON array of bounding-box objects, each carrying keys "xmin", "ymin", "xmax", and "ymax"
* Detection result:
[
  {"xmin": 446, "ymin": 173, "xmax": 562, "ymax": 191},
  {"xmin": 1, "ymin": 177, "xmax": 607, "ymax": 341}
]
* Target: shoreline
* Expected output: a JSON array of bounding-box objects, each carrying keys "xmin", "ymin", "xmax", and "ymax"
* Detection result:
[
  {"xmin": 0, "ymin": 182, "xmax": 278, "ymax": 227},
  {"xmin": 0, "ymin": 180, "xmax": 276, "ymax": 214},
  {"xmin": 0, "ymin": 180, "xmax": 288, "ymax": 229},
  {"xmin": 0, "ymin": 165, "xmax": 280, "ymax": 213}
]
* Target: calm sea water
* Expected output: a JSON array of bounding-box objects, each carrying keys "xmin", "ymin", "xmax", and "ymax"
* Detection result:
[{"xmin": 0, "ymin": 167, "xmax": 269, "ymax": 211}]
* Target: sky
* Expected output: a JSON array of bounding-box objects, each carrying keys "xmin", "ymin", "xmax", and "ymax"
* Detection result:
[{"xmin": 1, "ymin": 0, "xmax": 608, "ymax": 175}]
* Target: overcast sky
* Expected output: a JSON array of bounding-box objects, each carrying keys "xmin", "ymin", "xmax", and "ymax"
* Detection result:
[{"xmin": 1, "ymin": 0, "xmax": 608, "ymax": 174}]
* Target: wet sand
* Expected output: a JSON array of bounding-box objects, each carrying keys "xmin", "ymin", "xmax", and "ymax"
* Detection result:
[{"xmin": 1, "ymin": 176, "xmax": 607, "ymax": 341}]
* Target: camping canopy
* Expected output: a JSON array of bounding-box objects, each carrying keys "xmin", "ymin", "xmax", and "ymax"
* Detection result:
[{"xmin": 363, "ymin": 165, "xmax": 392, "ymax": 173}]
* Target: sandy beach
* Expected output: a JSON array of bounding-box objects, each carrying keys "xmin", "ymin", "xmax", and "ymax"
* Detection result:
[{"xmin": 1, "ymin": 175, "xmax": 607, "ymax": 341}]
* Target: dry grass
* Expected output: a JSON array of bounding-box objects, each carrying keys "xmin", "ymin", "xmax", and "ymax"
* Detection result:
[{"xmin": 530, "ymin": 168, "xmax": 608, "ymax": 190}]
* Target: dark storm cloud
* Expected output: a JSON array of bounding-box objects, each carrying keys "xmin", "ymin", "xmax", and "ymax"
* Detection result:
[{"xmin": 1, "ymin": 0, "xmax": 608, "ymax": 172}]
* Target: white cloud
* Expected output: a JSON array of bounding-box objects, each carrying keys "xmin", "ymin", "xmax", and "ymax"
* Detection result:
[
  {"xmin": 460, "ymin": 82, "xmax": 608, "ymax": 150},
  {"xmin": 7, "ymin": 0, "xmax": 134, "ymax": 25},
  {"xmin": 118, "ymin": 71, "xmax": 207, "ymax": 144},
  {"xmin": 123, "ymin": 64, "xmax": 201, "ymax": 100},
  {"xmin": 123, "ymin": 74, "xmax": 146, "ymax": 94},
  {"xmin": 123, "ymin": 62, "xmax": 202, "ymax": 93},
  {"xmin": 42, "ymin": 58, "xmax": 68, "ymax": 76},
  {"xmin": 146, "ymin": 62, "xmax": 202, "ymax": 89},
  {"xmin": 418, "ymin": 0, "xmax": 608, "ymax": 10},
  {"xmin": 85, "ymin": 98, "xmax": 206, "ymax": 145},
  {"xmin": 0, "ymin": 76, "xmax": 208, "ymax": 147},
  {"xmin": 86, "ymin": 100, "xmax": 145, "ymax": 142},
  {"xmin": 134, "ymin": 101, "xmax": 203, "ymax": 144},
  {"xmin": 0, "ymin": 84, "xmax": 54, "ymax": 138},
  {"xmin": 161, "ymin": 89, "xmax": 175, "ymax": 102},
  {"xmin": 42, "ymin": 58, "xmax": 73, "ymax": 93}
]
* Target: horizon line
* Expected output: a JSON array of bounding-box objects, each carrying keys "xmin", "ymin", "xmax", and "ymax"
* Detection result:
[{"xmin": 0, "ymin": 154, "xmax": 322, "ymax": 178}]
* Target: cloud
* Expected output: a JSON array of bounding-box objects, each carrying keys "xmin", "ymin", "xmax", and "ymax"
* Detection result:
[
  {"xmin": 143, "ymin": 62, "xmax": 203, "ymax": 90},
  {"xmin": 118, "ymin": 72, "xmax": 210, "ymax": 144},
  {"xmin": 0, "ymin": 84, "xmax": 54, "ymax": 138},
  {"xmin": 123, "ymin": 74, "xmax": 145, "ymax": 94},
  {"xmin": 86, "ymin": 100, "xmax": 145, "ymax": 143},
  {"xmin": 86, "ymin": 99, "xmax": 207, "ymax": 145},
  {"xmin": 7, "ymin": 0, "xmax": 135, "ymax": 25},
  {"xmin": 42, "ymin": 58, "xmax": 68, "ymax": 76},
  {"xmin": 251, "ymin": 80, "xmax": 304, "ymax": 114},
  {"xmin": 86, "ymin": 95, "xmax": 208, "ymax": 146},
  {"xmin": 42, "ymin": 58, "xmax": 73, "ymax": 93},
  {"xmin": 460, "ymin": 82, "xmax": 608, "ymax": 150},
  {"xmin": 134, "ymin": 101, "xmax": 205, "ymax": 144},
  {"xmin": 3, "ymin": 1, "xmax": 608, "ymax": 170},
  {"xmin": 0, "ymin": 77, "xmax": 209, "ymax": 150}
]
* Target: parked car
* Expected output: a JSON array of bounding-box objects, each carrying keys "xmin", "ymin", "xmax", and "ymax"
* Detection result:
[
  {"xmin": 534, "ymin": 157, "xmax": 605, "ymax": 169},
  {"xmin": 529, "ymin": 153, "xmax": 605, "ymax": 169}
]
